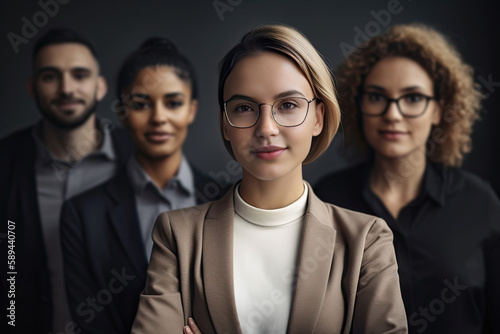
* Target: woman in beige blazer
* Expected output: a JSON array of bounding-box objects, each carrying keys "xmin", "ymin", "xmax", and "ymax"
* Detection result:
[{"xmin": 132, "ymin": 24, "xmax": 408, "ymax": 334}]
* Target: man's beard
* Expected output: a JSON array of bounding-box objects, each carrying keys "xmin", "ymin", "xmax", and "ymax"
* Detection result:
[{"xmin": 35, "ymin": 89, "xmax": 99, "ymax": 130}]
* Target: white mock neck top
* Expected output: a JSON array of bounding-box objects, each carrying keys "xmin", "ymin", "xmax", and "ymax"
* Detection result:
[{"xmin": 233, "ymin": 183, "xmax": 308, "ymax": 333}]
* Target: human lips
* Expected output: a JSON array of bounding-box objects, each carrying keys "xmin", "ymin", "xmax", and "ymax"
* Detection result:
[
  {"xmin": 378, "ymin": 129, "xmax": 408, "ymax": 140},
  {"xmin": 53, "ymin": 99, "xmax": 84, "ymax": 109},
  {"xmin": 253, "ymin": 145, "xmax": 286, "ymax": 160},
  {"xmin": 144, "ymin": 131, "xmax": 174, "ymax": 143}
]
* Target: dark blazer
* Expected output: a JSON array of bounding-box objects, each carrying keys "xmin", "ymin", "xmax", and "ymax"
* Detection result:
[
  {"xmin": 132, "ymin": 183, "xmax": 408, "ymax": 334},
  {"xmin": 0, "ymin": 124, "xmax": 133, "ymax": 334},
  {"xmin": 60, "ymin": 165, "xmax": 231, "ymax": 334}
]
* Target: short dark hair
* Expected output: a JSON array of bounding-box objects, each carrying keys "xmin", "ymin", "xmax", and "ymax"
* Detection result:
[
  {"xmin": 33, "ymin": 28, "xmax": 100, "ymax": 65},
  {"xmin": 116, "ymin": 37, "xmax": 198, "ymax": 102}
]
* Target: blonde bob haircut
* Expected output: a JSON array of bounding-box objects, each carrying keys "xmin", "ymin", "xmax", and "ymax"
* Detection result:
[
  {"xmin": 218, "ymin": 24, "xmax": 341, "ymax": 164},
  {"xmin": 338, "ymin": 23, "xmax": 483, "ymax": 167}
]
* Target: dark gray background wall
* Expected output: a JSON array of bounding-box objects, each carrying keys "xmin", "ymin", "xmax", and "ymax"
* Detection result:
[{"xmin": 1, "ymin": 0, "xmax": 499, "ymax": 195}]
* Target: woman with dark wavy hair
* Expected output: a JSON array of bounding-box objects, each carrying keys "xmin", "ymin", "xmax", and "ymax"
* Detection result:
[{"xmin": 315, "ymin": 24, "xmax": 500, "ymax": 334}]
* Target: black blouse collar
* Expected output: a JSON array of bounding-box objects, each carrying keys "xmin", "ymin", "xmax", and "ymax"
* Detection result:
[{"xmin": 361, "ymin": 159, "xmax": 448, "ymax": 208}]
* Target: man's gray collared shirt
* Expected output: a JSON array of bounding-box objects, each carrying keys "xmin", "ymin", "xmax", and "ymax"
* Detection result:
[{"xmin": 33, "ymin": 121, "xmax": 117, "ymax": 333}]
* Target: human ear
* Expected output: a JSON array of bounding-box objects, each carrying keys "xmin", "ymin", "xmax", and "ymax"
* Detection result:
[
  {"xmin": 222, "ymin": 112, "xmax": 230, "ymax": 141},
  {"xmin": 312, "ymin": 101, "xmax": 325, "ymax": 137},
  {"xmin": 96, "ymin": 76, "xmax": 108, "ymax": 101},
  {"xmin": 187, "ymin": 99, "xmax": 198, "ymax": 124},
  {"xmin": 431, "ymin": 101, "xmax": 443, "ymax": 126},
  {"xmin": 115, "ymin": 101, "xmax": 129, "ymax": 127}
]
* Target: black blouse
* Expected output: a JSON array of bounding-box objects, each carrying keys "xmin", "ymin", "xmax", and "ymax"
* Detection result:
[{"xmin": 314, "ymin": 161, "xmax": 500, "ymax": 334}]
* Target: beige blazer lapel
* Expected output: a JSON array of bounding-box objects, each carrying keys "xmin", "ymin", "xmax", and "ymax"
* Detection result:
[
  {"xmin": 287, "ymin": 184, "xmax": 337, "ymax": 334},
  {"xmin": 202, "ymin": 183, "xmax": 337, "ymax": 334},
  {"xmin": 202, "ymin": 187, "xmax": 243, "ymax": 333}
]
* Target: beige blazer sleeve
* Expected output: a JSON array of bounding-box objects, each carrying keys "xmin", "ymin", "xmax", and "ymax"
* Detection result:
[
  {"xmin": 351, "ymin": 217, "xmax": 407, "ymax": 333},
  {"xmin": 131, "ymin": 211, "xmax": 186, "ymax": 332}
]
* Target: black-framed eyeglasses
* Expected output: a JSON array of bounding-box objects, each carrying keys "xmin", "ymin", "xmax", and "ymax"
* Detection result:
[
  {"xmin": 223, "ymin": 96, "xmax": 317, "ymax": 128},
  {"xmin": 357, "ymin": 92, "xmax": 436, "ymax": 118}
]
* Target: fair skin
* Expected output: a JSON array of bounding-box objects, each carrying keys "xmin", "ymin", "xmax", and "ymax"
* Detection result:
[
  {"xmin": 184, "ymin": 317, "xmax": 201, "ymax": 334},
  {"xmin": 361, "ymin": 56, "xmax": 442, "ymax": 218},
  {"xmin": 27, "ymin": 43, "xmax": 107, "ymax": 162},
  {"xmin": 120, "ymin": 66, "xmax": 197, "ymax": 189},
  {"xmin": 184, "ymin": 51, "xmax": 324, "ymax": 334},
  {"xmin": 223, "ymin": 52, "xmax": 324, "ymax": 209}
]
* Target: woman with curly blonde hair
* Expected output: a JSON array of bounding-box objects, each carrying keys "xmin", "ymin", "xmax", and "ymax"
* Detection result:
[{"xmin": 315, "ymin": 24, "xmax": 500, "ymax": 334}]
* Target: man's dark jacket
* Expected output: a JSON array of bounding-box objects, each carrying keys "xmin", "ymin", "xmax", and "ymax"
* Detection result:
[{"xmin": 0, "ymin": 124, "xmax": 133, "ymax": 334}]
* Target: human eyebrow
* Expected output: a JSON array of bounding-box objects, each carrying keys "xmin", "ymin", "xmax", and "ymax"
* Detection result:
[
  {"xmin": 71, "ymin": 67, "xmax": 92, "ymax": 74},
  {"xmin": 36, "ymin": 67, "xmax": 61, "ymax": 76},
  {"xmin": 129, "ymin": 93, "xmax": 150, "ymax": 100},
  {"xmin": 164, "ymin": 92, "xmax": 185, "ymax": 99},
  {"xmin": 226, "ymin": 94, "xmax": 256, "ymax": 102},
  {"xmin": 363, "ymin": 85, "xmax": 386, "ymax": 92},
  {"xmin": 226, "ymin": 90, "xmax": 307, "ymax": 102},
  {"xmin": 274, "ymin": 90, "xmax": 305, "ymax": 99},
  {"xmin": 364, "ymin": 85, "xmax": 427, "ymax": 94},
  {"xmin": 400, "ymin": 86, "xmax": 426, "ymax": 93}
]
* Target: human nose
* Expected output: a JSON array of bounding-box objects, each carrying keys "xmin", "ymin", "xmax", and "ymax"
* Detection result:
[
  {"xmin": 254, "ymin": 104, "xmax": 279, "ymax": 138},
  {"xmin": 60, "ymin": 73, "xmax": 75, "ymax": 96},
  {"xmin": 150, "ymin": 101, "xmax": 168, "ymax": 124},
  {"xmin": 383, "ymin": 99, "xmax": 403, "ymax": 121}
]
